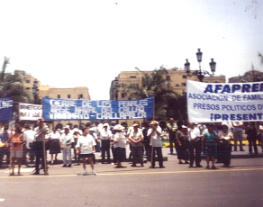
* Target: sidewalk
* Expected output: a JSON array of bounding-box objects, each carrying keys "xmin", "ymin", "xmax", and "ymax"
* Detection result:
[{"xmin": 163, "ymin": 145, "xmax": 263, "ymax": 159}]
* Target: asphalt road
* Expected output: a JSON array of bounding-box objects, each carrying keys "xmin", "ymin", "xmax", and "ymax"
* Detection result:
[{"xmin": 0, "ymin": 154, "xmax": 262, "ymax": 207}]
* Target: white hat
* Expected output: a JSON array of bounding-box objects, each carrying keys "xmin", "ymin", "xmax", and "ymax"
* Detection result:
[
  {"xmin": 89, "ymin": 127, "xmax": 96, "ymax": 132},
  {"xmin": 132, "ymin": 123, "xmax": 140, "ymax": 127},
  {"xmin": 113, "ymin": 124, "xmax": 124, "ymax": 131},
  {"xmin": 181, "ymin": 125, "xmax": 187, "ymax": 129},
  {"xmin": 150, "ymin": 120, "xmax": 159, "ymax": 125},
  {"xmin": 103, "ymin": 123, "xmax": 109, "ymax": 127}
]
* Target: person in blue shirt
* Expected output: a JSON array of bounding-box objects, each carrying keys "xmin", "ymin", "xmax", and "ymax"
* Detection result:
[
  {"xmin": 202, "ymin": 124, "xmax": 218, "ymax": 169},
  {"xmin": 0, "ymin": 126, "xmax": 10, "ymax": 167}
]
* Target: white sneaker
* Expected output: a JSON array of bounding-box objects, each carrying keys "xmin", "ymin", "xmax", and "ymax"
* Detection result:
[
  {"xmin": 82, "ymin": 170, "xmax": 88, "ymax": 176},
  {"xmin": 92, "ymin": 170, "xmax": 96, "ymax": 175}
]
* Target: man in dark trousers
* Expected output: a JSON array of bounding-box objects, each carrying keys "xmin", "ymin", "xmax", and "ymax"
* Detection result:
[
  {"xmin": 188, "ymin": 123, "xmax": 202, "ymax": 168},
  {"xmin": 33, "ymin": 119, "xmax": 49, "ymax": 175},
  {"xmin": 166, "ymin": 118, "xmax": 178, "ymax": 155}
]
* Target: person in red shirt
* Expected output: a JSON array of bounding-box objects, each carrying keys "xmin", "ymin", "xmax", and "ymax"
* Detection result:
[{"xmin": 9, "ymin": 125, "xmax": 24, "ymax": 176}]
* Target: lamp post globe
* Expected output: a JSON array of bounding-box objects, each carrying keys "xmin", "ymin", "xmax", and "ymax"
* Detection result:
[
  {"xmin": 196, "ymin": 48, "xmax": 203, "ymax": 63},
  {"xmin": 209, "ymin": 58, "xmax": 216, "ymax": 75},
  {"xmin": 184, "ymin": 59, "xmax": 190, "ymax": 74}
]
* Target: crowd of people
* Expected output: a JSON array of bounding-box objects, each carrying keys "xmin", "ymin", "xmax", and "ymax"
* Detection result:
[
  {"xmin": 0, "ymin": 119, "xmax": 165, "ymax": 176},
  {"xmin": 166, "ymin": 118, "xmax": 263, "ymax": 169},
  {"xmin": 0, "ymin": 118, "xmax": 262, "ymax": 176}
]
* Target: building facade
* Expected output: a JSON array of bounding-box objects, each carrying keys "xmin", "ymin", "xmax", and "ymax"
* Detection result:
[
  {"xmin": 229, "ymin": 70, "xmax": 263, "ymax": 83},
  {"xmin": 14, "ymin": 70, "xmax": 90, "ymax": 101},
  {"xmin": 110, "ymin": 68, "xmax": 226, "ymax": 100}
]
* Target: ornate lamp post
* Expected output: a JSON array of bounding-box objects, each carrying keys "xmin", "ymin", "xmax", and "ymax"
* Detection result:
[
  {"xmin": 32, "ymin": 79, "xmax": 39, "ymax": 104},
  {"xmin": 184, "ymin": 48, "xmax": 216, "ymax": 82},
  {"xmin": 114, "ymin": 78, "xmax": 119, "ymax": 100}
]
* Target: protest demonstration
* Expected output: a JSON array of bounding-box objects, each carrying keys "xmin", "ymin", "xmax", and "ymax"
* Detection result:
[
  {"xmin": 0, "ymin": 1, "xmax": 263, "ymax": 206},
  {"xmin": 1, "ymin": 81, "xmax": 263, "ymax": 177}
]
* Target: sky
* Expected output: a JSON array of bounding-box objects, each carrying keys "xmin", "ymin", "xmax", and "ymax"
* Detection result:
[{"xmin": 0, "ymin": 0, "xmax": 262, "ymax": 100}]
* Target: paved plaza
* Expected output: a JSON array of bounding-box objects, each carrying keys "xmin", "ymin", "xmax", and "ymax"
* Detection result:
[{"xmin": 0, "ymin": 147, "xmax": 262, "ymax": 207}]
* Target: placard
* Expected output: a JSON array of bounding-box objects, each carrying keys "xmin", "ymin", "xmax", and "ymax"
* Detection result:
[
  {"xmin": 19, "ymin": 103, "xmax": 42, "ymax": 121},
  {"xmin": 0, "ymin": 98, "xmax": 13, "ymax": 121},
  {"xmin": 187, "ymin": 80, "xmax": 263, "ymax": 123}
]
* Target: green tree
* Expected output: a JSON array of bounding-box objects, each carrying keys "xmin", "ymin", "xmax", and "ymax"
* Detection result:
[
  {"xmin": 0, "ymin": 70, "xmax": 32, "ymax": 103},
  {"xmin": 125, "ymin": 67, "xmax": 185, "ymax": 120}
]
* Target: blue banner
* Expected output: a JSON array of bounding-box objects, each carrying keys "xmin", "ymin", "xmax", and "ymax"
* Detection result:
[
  {"xmin": 42, "ymin": 97, "xmax": 154, "ymax": 120},
  {"xmin": 0, "ymin": 98, "xmax": 13, "ymax": 121}
]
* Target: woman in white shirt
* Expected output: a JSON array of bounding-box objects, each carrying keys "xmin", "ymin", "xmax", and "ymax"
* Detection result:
[
  {"xmin": 112, "ymin": 124, "xmax": 126, "ymax": 168},
  {"xmin": 48, "ymin": 127, "xmax": 61, "ymax": 165},
  {"xmin": 76, "ymin": 127, "xmax": 96, "ymax": 175}
]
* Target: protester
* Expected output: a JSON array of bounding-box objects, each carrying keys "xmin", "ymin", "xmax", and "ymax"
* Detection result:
[
  {"xmin": 76, "ymin": 127, "xmax": 96, "ymax": 175},
  {"xmin": 147, "ymin": 120, "xmax": 164, "ymax": 168},
  {"xmin": 202, "ymin": 124, "xmax": 218, "ymax": 169},
  {"xmin": 112, "ymin": 124, "xmax": 126, "ymax": 168},
  {"xmin": 33, "ymin": 119, "xmax": 49, "ymax": 175},
  {"xmin": 9, "ymin": 125, "xmax": 24, "ymax": 176},
  {"xmin": 217, "ymin": 124, "xmax": 233, "ymax": 167},
  {"xmin": 89, "ymin": 126, "xmax": 98, "ymax": 164},
  {"xmin": 175, "ymin": 125, "xmax": 189, "ymax": 165},
  {"xmin": 245, "ymin": 122, "xmax": 258, "ymax": 155},
  {"xmin": 23, "ymin": 124, "xmax": 35, "ymax": 165},
  {"xmin": 142, "ymin": 121, "xmax": 151, "ymax": 161},
  {"xmin": 60, "ymin": 126, "xmax": 74, "ymax": 167},
  {"xmin": 48, "ymin": 127, "xmax": 61, "ymax": 165},
  {"xmin": 128, "ymin": 123, "xmax": 144, "ymax": 167},
  {"xmin": 99, "ymin": 123, "xmax": 112, "ymax": 163},
  {"xmin": 188, "ymin": 123, "xmax": 202, "ymax": 168},
  {"xmin": 0, "ymin": 126, "xmax": 10, "ymax": 167},
  {"xmin": 166, "ymin": 118, "xmax": 178, "ymax": 155},
  {"xmin": 232, "ymin": 121, "xmax": 244, "ymax": 151},
  {"xmin": 127, "ymin": 121, "xmax": 139, "ymax": 161}
]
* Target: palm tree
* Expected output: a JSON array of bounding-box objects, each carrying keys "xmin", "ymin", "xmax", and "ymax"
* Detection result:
[
  {"xmin": 0, "ymin": 71, "xmax": 32, "ymax": 103},
  {"xmin": 259, "ymin": 52, "xmax": 263, "ymax": 65},
  {"xmin": 125, "ymin": 67, "xmax": 178, "ymax": 120}
]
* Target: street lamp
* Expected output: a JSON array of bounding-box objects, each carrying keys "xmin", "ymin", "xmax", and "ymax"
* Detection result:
[
  {"xmin": 185, "ymin": 48, "xmax": 216, "ymax": 82},
  {"xmin": 32, "ymin": 79, "xmax": 39, "ymax": 104},
  {"xmin": 114, "ymin": 78, "xmax": 119, "ymax": 100}
]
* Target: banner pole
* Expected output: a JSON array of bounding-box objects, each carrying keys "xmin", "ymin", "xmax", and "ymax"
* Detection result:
[
  {"xmin": 150, "ymin": 96, "xmax": 155, "ymax": 167},
  {"xmin": 43, "ymin": 138, "xmax": 48, "ymax": 175}
]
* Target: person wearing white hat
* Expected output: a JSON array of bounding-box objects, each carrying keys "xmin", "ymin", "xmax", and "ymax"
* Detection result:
[
  {"xmin": 112, "ymin": 124, "xmax": 126, "ymax": 168},
  {"xmin": 129, "ymin": 123, "xmax": 144, "ymax": 167},
  {"xmin": 147, "ymin": 121, "xmax": 164, "ymax": 168},
  {"xmin": 60, "ymin": 126, "xmax": 74, "ymax": 167},
  {"xmin": 188, "ymin": 123, "xmax": 202, "ymax": 168},
  {"xmin": 99, "ymin": 123, "xmax": 112, "ymax": 163}
]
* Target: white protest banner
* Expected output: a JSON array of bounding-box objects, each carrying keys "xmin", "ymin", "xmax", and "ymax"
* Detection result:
[
  {"xmin": 19, "ymin": 103, "xmax": 42, "ymax": 121},
  {"xmin": 187, "ymin": 80, "xmax": 263, "ymax": 123}
]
